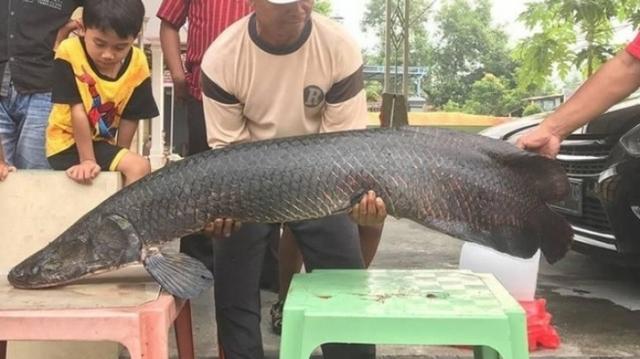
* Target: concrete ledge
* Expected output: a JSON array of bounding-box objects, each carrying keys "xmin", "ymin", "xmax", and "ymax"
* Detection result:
[
  {"xmin": 0, "ymin": 170, "xmax": 123, "ymax": 359},
  {"xmin": 0, "ymin": 170, "xmax": 122, "ymax": 270}
]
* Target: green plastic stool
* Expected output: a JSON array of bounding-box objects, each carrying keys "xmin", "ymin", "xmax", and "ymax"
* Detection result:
[{"xmin": 279, "ymin": 269, "xmax": 529, "ymax": 359}]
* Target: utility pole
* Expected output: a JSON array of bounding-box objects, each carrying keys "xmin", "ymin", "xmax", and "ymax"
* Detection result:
[
  {"xmin": 382, "ymin": 0, "xmax": 411, "ymax": 127},
  {"xmin": 383, "ymin": 0, "xmax": 410, "ymax": 99}
]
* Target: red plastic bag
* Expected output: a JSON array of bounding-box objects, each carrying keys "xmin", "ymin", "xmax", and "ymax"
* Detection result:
[{"xmin": 519, "ymin": 299, "xmax": 561, "ymax": 351}]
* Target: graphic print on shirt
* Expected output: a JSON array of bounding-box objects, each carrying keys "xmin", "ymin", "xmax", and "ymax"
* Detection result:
[
  {"xmin": 77, "ymin": 67, "xmax": 118, "ymax": 139},
  {"xmin": 304, "ymin": 85, "xmax": 325, "ymax": 107}
]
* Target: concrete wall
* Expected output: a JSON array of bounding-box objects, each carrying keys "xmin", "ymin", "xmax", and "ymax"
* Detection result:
[{"xmin": 0, "ymin": 170, "xmax": 123, "ymax": 359}]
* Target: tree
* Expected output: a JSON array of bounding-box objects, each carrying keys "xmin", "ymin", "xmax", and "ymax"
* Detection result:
[
  {"xmin": 458, "ymin": 74, "xmax": 522, "ymax": 116},
  {"xmin": 515, "ymin": 0, "xmax": 640, "ymax": 89},
  {"xmin": 313, "ymin": 0, "xmax": 332, "ymax": 16},
  {"xmin": 365, "ymin": 80, "xmax": 383, "ymax": 102},
  {"xmin": 426, "ymin": 0, "xmax": 517, "ymax": 108},
  {"xmin": 522, "ymin": 102, "xmax": 544, "ymax": 116}
]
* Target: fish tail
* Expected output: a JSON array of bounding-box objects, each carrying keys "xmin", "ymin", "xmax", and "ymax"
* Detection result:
[
  {"xmin": 526, "ymin": 205, "xmax": 573, "ymax": 264},
  {"xmin": 500, "ymin": 150, "xmax": 573, "ymax": 263}
]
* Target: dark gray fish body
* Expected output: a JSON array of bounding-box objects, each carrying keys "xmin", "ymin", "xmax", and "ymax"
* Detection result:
[{"xmin": 8, "ymin": 126, "xmax": 573, "ymax": 298}]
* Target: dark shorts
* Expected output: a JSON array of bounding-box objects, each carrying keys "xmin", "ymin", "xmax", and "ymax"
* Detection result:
[{"xmin": 47, "ymin": 141, "xmax": 128, "ymax": 171}]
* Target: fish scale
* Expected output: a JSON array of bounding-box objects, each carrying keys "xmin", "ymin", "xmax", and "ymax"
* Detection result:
[{"xmin": 9, "ymin": 126, "xmax": 574, "ymax": 298}]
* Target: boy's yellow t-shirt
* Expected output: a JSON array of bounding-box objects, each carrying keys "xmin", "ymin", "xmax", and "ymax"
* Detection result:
[{"xmin": 46, "ymin": 37, "xmax": 158, "ymax": 157}]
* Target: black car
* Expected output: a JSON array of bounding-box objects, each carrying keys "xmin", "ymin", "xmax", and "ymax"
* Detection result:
[{"xmin": 481, "ymin": 97, "xmax": 640, "ymax": 266}]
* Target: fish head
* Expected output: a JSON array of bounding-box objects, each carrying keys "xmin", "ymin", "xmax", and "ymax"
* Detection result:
[{"xmin": 8, "ymin": 214, "xmax": 142, "ymax": 288}]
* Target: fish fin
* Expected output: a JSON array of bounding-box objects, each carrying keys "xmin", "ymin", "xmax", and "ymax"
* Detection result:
[
  {"xmin": 331, "ymin": 188, "xmax": 368, "ymax": 214},
  {"xmin": 420, "ymin": 204, "xmax": 572, "ymax": 263},
  {"xmin": 490, "ymin": 150, "xmax": 573, "ymax": 263},
  {"xmin": 495, "ymin": 150, "xmax": 570, "ymax": 202},
  {"xmin": 143, "ymin": 250, "xmax": 213, "ymax": 299},
  {"xmin": 103, "ymin": 214, "xmax": 142, "ymax": 248},
  {"xmin": 421, "ymin": 218, "xmax": 540, "ymax": 259},
  {"xmin": 527, "ymin": 205, "xmax": 573, "ymax": 264}
]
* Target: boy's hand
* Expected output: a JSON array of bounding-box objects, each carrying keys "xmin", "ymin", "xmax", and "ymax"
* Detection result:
[
  {"xmin": 350, "ymin": 190, "xmax": 387, "ymax": 226},
  {"xmin": 203, "ymin": 218, "xmax": 242, "ymax": 239},
  {"xmin": 66, "ymin": 160, "xmax": 101, "ymax": 184},
  {"xmin": 0, "ymin": 161, "xmax": 16, "ymax": 182}
]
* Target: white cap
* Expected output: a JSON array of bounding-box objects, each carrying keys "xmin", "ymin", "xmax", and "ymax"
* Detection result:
[{"xmin": 267, "ymin": 0, "xmax": 300, "ymax": 3}]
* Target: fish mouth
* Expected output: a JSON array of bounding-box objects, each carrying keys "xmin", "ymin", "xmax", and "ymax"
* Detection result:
[
  {"xmin": 7, "ymin": 263, "xmax": 83, "ymax": 289},
  {"xmin": 8, "ymin": 261, "xmax": 137, "ymax": 289}
]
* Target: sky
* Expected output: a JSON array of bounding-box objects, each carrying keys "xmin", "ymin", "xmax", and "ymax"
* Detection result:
[
  {"xmin": 331, "ymin": 0, "xmax": 637, "ymax": 50},
  {"xmin": 331, "ymin": 0, "xmax": 529, "ymax": 49}
]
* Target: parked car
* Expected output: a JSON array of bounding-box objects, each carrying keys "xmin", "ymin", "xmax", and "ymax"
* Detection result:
[{"xmin": 481, "ymin": 97, "xmax": 640, "ymax": 266}]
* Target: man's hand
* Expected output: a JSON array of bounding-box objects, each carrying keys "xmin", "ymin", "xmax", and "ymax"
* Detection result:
[
  {"xmin": 515, "ymin": 124, "xmax": 562, "ymax": 159},
  {"xmin": 66, "ymin": 160, "xmax": 101, "ymax": 184},
  {"xmin": 350, "ymin": 190, "xmax": 387, "ymax": 226},
  {"xmin": 171, "ymin": 73, "xmax": 188, "ymax": 101},
  {"xmin": 204, "ymin": 218, "xmax": 242, "ymax": 238},
  {"xmin": 54, "ymin": 19, "xmax": 83, "ymax": 50},
  {"xmin": 0, "ymin": 161, "xmax": 16, "ymax": 182}
]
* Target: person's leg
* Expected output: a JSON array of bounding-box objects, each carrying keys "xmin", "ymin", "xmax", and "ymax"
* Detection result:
[
  {"xmin": 278, "ymin": 225, "xmax": 303, "ymax": 300},
  {"xmin": 179, "ymin": 97, "xmax": 214, "ymax": 272},
  {"xmin": 260, "ymin": 226, "xmax": 281, "ymax": 293},
  {"xmin": 213, "ymin": 223, "xmax": 277, "ymax": 359},
  {"xmin": 0, "ymin": 88, "xmax": 19, "ymax": 166},
  {"xmin": 14, "ymin": 92, "xmax": 52, "ymax": 169},
  {"xmin": 186, "ymin": 96, "xmax": 209, "ymax": 155},
  {"xmin": 270, "ymin": 225, "xmax": 303, "ymax": 334},
  {"xmin": 114, "ymin": 151, "xmax": 151, "ymax": 186},
  {"xmin": 288, "ymin": 214, "xmax": 375, "ymax": 359}
]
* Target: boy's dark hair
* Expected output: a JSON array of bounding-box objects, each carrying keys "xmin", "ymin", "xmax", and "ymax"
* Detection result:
[{"xmin": 83, "ymin": 0, "xmax": 145, "ymax": 39}]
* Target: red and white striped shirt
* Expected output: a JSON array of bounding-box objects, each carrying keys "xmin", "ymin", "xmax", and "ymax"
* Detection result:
[
  {"xmin": 626, "ymin": 32, "xmax": 640, "ymax": 60},
  {"xmin": 157, "ymin": 0, "xmax": 252, "ymax": 100}
]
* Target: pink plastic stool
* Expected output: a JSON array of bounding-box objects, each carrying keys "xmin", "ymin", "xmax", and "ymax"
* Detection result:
[{"xmin": 0, "ymin": 293, "xmax": 194, "ymax": 359}]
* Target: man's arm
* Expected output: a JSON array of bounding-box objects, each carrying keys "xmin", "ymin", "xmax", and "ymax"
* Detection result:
[
  {"xmin": 517, "ymin": 50, "xmax": 640, "ymax": 158},
  {"xmin": 54, "ymin": 18, "xmax": 83, "ymax": 51},
  {"xmin": 157, "ymin": 0, "xmax": 189, "ymax": 99},
  {"xmin": 201, "ymin": 69, "xmax": 249, "ymax": 148},
  {"xmin": 160, "ymin": 21, "xmax": 187, "ymax": 100},
  {"xmin": 67, "ymin": 103, "xmax": 100, "ymax": 183}
]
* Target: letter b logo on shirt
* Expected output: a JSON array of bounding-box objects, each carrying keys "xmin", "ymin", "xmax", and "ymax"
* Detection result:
[{"xmin": 304, "ymin": 85, "xmax": 324, "ymax": 108}]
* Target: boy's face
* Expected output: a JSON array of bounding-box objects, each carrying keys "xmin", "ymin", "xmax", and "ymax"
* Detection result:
[{"xmin": 84, "ymin": 28, "xmax": 136, "ymax": 75}]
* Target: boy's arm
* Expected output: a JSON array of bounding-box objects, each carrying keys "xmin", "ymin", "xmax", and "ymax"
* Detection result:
[
  {"xmin": 67, "ymin": 103, "xmax": 100, "ymax": 183},
  {"xmin": 117, "ymin": 119, "xmax": 138, "ymax": 149}
]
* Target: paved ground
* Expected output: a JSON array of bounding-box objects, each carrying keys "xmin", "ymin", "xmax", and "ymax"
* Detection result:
[{"xmin": 164, "ymin": 218, "xmax": 640, "ymax": 359}]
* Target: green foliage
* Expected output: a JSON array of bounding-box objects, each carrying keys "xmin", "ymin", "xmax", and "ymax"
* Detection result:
[
  {"xmin": 426, "ymin": 0, "xmax": 518, "ymax": 109},
  {"xmin": 442, "ymin": 100, "xmax": 462, "ymax": 112},
  {"xmin": 313, "ymin": 0, "xmax": 332, "ymax": 16},
  {"xmin": 459, "ymin": 74, "xmax": 522, "ymax": 116},
  {"xmin": 522, "ymin": 102, "xmax": 544, "ymax": 117},
  {"xmin": 365, "ymin": 80, "xmax": 383, "ymax": 102},
  {"xmin": 515, "ymin": 0, "xmax": 640, "ymax": 89}
]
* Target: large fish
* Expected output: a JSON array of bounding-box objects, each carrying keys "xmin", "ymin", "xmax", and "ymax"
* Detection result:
[{"xmin": 8, "ymin": 126, "xmax": 572, "ymax": 298}]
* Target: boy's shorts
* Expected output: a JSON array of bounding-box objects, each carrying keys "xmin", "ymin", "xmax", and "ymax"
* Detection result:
[{"xmin": 47, "ymin": 141, "xmax": 129, "ymax": 171}]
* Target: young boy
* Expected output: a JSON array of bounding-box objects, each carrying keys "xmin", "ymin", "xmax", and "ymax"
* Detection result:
[{"xmin": 46, "ymin": 0, "xmax": 158, "ymax": 186}]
